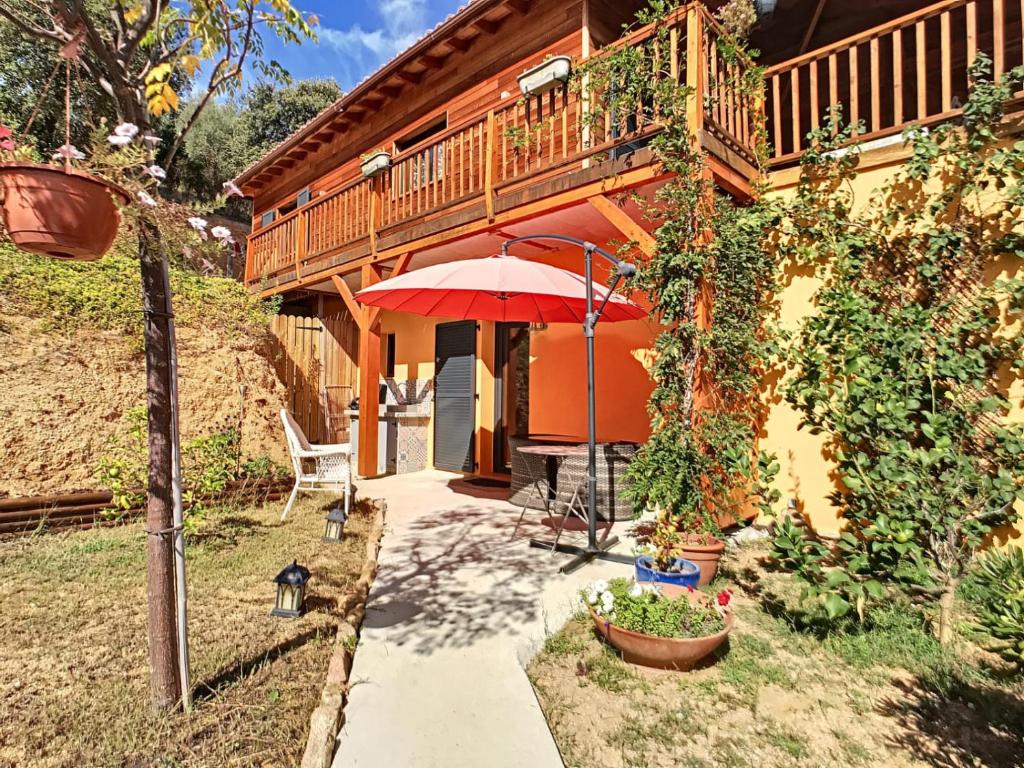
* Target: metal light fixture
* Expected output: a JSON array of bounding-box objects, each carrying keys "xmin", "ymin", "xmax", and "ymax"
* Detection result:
[
  {"xmin": 272, "ymin": 560, "xmax": 311, "ymax": 618},
  {"xmin": 323, "ymin": 506, "xmax": 348, "ymax": 543}
]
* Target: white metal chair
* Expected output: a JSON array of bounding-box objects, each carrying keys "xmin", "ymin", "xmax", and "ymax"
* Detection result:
[{"xmin": 280, "ymin": 409, "xmax": 352, "ymax": 521}]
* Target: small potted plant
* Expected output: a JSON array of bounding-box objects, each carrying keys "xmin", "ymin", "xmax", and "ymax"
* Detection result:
[
  {"xmin": 0, "ymin": 123, "xmax": 127, "ymax": 260},
  {"xmin": 518, "ymin": 54, "xmax": 572, "ymax": 97},
  {"xmin": 633, "ymin": 510, "xmax": 726, "ymax": 588},
  {"xmin": 360, "ymin": 148, "xmax": 392, "ymax": 178},
  {"xmin": 583, "ymin": 577, "xmax": 734, "ymax": 669}
]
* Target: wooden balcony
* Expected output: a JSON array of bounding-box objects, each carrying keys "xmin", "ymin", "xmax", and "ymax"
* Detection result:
[
  {"xmin": 245, "ymin": 3, "xmax": 760, "ymax": 292},
  {"xmin": 765, "ymin": 0, "xmax": 1024, "ymax": 165}
]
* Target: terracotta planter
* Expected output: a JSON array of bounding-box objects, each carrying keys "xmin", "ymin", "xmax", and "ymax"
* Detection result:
[
  {"xmin": 0, "ymin": 162, "xmax": 125, "ymax": 261},
  {"xmin": 680, "ymin": 534, "xmax": 726, "ymax": 587},
  {"xmin": 589, "ymin": 585, "xmax": 733, "ymax": 670}
]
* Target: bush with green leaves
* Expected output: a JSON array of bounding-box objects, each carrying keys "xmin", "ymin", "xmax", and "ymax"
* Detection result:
[
  {"xmin": 96, "ymin": 406, "xmax": 284, "ymax": 533},
  {"xmin": 583, "ymin": 577, "xmax": 729, "ymax": 639},
  {"xmin": 773, "ymin": 55, "xmax": 1024, "ymax": 641},
  {"xmin": 965, "ymin": 548, "xmax": 1024, "ymax": 671}
]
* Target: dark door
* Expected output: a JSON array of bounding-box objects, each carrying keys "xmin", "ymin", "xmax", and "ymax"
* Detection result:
[{"xmin": 434, "ymin": 321, "xmax": 477, "ymax": 472}]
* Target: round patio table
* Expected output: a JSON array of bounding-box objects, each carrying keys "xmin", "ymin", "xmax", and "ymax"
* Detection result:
[{"xmin": 511, "ymin": 443, "xmax": 611, "ymax": 551}]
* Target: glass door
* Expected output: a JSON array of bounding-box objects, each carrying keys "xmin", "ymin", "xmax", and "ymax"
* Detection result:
[{"xmin": 493, "ymin": 322, "xmax": 530, "ymax": 474}]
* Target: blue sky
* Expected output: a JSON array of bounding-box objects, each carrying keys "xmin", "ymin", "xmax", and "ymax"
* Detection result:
[{"xmin": 263, "ymin": 0, "xmax": 468, "ymax": 90}]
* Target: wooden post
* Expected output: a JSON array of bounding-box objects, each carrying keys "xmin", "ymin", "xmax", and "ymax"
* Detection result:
[
  {"xmin": 685, "ymin": 7, "xmax": 705, "ymax": 145},
  {"xmin": 369, "ymin": 178, "xmax": 381, "ymax": 257},
  {"xmin": 485, "ymin": 110, "xmax": 496, "ymax": 222},
  {"xmin": 138, "ymin": 222, "xmax": 182, "ymax": 711},
  {"xmin": 296, "ymin": 211, "xmax": 307, "ymax": 280},
  {"xmin": 357, "ymin": 264, "xmax": 383, "ymax": 478}
]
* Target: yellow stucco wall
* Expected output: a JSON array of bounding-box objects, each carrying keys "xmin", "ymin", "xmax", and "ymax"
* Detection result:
[{"xmin": 764, "ymin": 144, "xmax": 1024, "ymax": 542}]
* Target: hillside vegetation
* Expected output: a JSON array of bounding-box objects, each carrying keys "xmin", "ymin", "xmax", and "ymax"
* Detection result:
[{"xmin": 0, "ymin": 238, "xmax": 288, "ymax": 496}]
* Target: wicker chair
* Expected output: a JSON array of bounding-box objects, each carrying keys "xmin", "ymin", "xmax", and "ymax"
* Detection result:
[
  {"xmin": 280, "ymin": 409, "xmax": 352, "ymax": 521},
  {"xmin": 508, "ymin": 436, "xmax": 550, "ymax": 510}
]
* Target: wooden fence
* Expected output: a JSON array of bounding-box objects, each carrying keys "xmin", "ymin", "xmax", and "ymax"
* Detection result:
[{"xmin": 270, "ymin": 313, "xmax": 360, "ymax": 444}]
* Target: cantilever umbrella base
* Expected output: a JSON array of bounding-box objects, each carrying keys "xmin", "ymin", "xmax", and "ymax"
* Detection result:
[{"xmin": 528, "ymin": 536, "xmax": 634, "ymax": 573}]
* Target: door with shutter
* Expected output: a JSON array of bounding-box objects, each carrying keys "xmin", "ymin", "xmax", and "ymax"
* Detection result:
[{"xmin": 433, "ymin": 321, "xmax": 477, "ymax": 472}]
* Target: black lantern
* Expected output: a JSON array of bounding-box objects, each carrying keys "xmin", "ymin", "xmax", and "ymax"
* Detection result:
[
  {"xmin": 323, "ymin": 506, "xmax": 348, "ymax": 543},
  {"xmin": 272, "ymin": 560, "xmax": 310, "ymax": 618}
]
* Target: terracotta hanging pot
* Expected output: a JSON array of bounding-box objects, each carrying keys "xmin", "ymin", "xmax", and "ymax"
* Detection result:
[{"xmin": 0, "ymin": 162, "xmax": 126, "ymax": 261}]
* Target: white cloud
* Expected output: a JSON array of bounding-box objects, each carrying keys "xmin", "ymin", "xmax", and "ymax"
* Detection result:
[{"xmin": 319, "ymin": 0, "xmax": 430, "ymax": 87}]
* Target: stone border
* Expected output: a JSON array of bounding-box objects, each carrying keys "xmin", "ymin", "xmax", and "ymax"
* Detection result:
[{"xmin": 300, "ymin": 498, "xmax": 387, "ymax": 768}]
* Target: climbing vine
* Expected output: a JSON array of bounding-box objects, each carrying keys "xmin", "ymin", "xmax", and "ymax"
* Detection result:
[
  {"xmin": 569, "ymin": 0, "xmax": 779, "ymax": 566},
  {"xmin": 771, "ymin": 55, "xmax": 1024, "ymax": 639}
]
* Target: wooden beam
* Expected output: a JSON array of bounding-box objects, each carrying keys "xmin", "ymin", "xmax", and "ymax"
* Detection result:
[
  {"xmin": 368, "ymin": 253, "xmax": 412, "ymax": 329},
  {"xmin": 420, "ymin": 54, "xmax": 446, "ymax": 69},
  {"xmin": 362, "ymin": 97, "xmax": 384, "ymax": 111},
  {"xmin": 505, "ymin": 0, "xmax": 530, "ymax": 14},
  {"xmin": 473, "ymin": 17, "xmax": 499, "ymax": 35},
  {"xmin": 356, "ymin": 264, "xmax": 383, "ymax": 478},
  {"xmin": 799, "ymin": 0, "xmax": 828, "ymax": 55},
  {"xmin": 331, "ymin": 275, "xmax": 366, "ymax": 331},
  {"xmin": 396, "ymin": 69, "xmax": 423, "ymax": 84},
  {"xmin": 587, "ymin": 195, "xmax": 656, "ymax": 256},
  {"xmin": 379, "ymin": 85, "xmax": 403, "ymax": 99},
  {"xmin": 444, "ymin": 37, "xmax": 471, "ymax": 53}
]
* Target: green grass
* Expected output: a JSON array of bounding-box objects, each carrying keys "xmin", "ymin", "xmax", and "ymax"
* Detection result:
[
  {"xmin": 579, "ymin": 647, "xmax": 647, "ymax": 694},
  {"xmin": 717, "ymin": 633, "xmax": 794, "ymax": 700}
]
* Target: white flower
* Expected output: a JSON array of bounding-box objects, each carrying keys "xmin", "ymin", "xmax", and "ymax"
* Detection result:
[
  {"xmin": 113, "ymin": 122, "xmax": 139, "ymax": 138},
  {"xmin": 222, "ymin": 180, "xmax": 243, "ymax": 197},
  {"xmin": 600, "ymin": 590, "xmax": 614, "ymax": 614},
  {"xmin": 628, "ymin": 583, "xmax": 644, "ymax": 598},
  {"xmin": 52, "ymin": 144, "xmax": 85, "ymax": 161},
  {"xmin": 142, "ymin": 134, "xmax": 162, "ymax": 146},
  {"xmin": 210, "ymin": 225, "xmax": 233, "ymax": 242},
  {"xmin": 590, "ymin": 579, "xmax": 609, "ymax": 594},
  {"xmin": 143, "ymin": 165, "xmax": 166, "ymax": 181},
  {"xmin": 137, "ymin": 190, "xmax": 157, "ymax": 207},
  {"xmin": 187, "ymin": 216, "xmax": 208, "ymax": 231},
  {"xmin": 642, "ymin": 583, "xmax": 660, "ymax": 595},
  {"xmin": 108, "ymin": 134, "xmax": 132, "ymax": 147}
]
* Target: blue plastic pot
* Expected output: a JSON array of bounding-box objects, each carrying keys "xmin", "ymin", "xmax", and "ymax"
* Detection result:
[{"xmin": 635, "ymin": 556, "xmax": 701, "ymax": 588}]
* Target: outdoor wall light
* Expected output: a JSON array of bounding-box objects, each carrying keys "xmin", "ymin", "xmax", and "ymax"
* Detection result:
[
  {"xmin": 323, "ymin": 506, "xmax": 348, "ymax": 543},
  {"xmin": 272, "ymin": 560, "xmax": 311, "ymax": 618}
]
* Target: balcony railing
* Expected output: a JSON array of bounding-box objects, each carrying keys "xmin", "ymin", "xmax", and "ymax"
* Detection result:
[
  {"xmin": 245, "ymin": 3, "xmax": 760, "ymax": 286},
  {"xmin": 765, "ymin": 0, "xmax": 1024, "ymax": 164}
]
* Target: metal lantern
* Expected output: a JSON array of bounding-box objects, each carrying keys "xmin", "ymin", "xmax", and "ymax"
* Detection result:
[
  {"xmin": 323, "ymin": 506, "xmax": 348, "ymax": 543},
  {"xmin": 272, "ymin": 560, "xmax": 311, "ymax": 618}
]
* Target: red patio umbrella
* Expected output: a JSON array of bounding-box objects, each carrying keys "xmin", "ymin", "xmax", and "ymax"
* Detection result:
[
  {"xmin": 354, "ymin": 254, "xmax": 646, "ymax": 323},
  {"xmin": 355, "ymin": 236, "xmax": 644, "ymax": 573}
]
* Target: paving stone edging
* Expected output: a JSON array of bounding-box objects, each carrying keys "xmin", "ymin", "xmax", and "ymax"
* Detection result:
[{"xmin": 300, "ymin": 498, "xmax": 387, "ymax": 768}]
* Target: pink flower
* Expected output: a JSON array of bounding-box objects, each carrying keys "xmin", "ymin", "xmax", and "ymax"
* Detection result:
[
  {"xmin": 210, "ymin": 225, "xmax": 233, "ymax": 242},
  {"xmin": 108, "ymin": 134, "xmax": 132, "ymax": 147},
  {"xmin": 53, "ymin": 144, "xmax": 86, "ymax": 161},
  {"xmin": 0, "ymin": 125, "xmax": 12, "ymax": 140},
  {"xmin": 113, "ymin": 122, "xmax": 139, "ymax": 138},
  {"xmin": 143, "ymin": 165, "xmax": 166, "ymax": 181},
  {"xmin": 142, "ymin": 134, "xmax": 162, "ymax": 146},
  {"xmin": 0, "ymin": 139, "xmax": 14, "ymax": 152},
  {"xmin": 137, "ymin": 190, "xmax": 157, "ymax": 207},
  {"xmin": 222, "ymin": 180, "xmax": 243, "ymax": 197}
]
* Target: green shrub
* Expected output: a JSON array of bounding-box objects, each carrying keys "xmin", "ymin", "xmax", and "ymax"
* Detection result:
[
  {"xmin": 583, "ymin": 577, "xmax": 726, "ymax": 639},
  {"xmin": 965, "ymin": 548, "xmax": 1024, "ymax": 672},
  {"xmin": 0, "ymin": 238, "xmax": 278, "ymax": 337}
]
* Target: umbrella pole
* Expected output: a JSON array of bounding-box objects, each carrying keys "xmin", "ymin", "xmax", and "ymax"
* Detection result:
[{"xmin": 529, "ymin": 243, "xmax": 634, "ymax": 574}]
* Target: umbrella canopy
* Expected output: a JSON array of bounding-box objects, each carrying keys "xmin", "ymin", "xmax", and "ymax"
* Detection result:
[{"xmin": 354, "ymin": 254, "xmax": 645, "ymax": 323}]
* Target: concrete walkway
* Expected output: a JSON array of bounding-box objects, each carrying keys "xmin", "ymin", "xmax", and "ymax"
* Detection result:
[{"xmin": 332, "ymin": 469, "xmax": 635, "ymax": 768}]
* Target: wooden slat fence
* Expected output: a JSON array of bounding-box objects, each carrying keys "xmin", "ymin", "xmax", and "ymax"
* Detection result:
[{"xmin": 270, "ymin": 313, "xmax": 359, "ymax": 444}]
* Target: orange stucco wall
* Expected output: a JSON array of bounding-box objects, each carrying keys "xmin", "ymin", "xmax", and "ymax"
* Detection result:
[{"xmin": 764, "ymin": 144, "xmax": 1024, "ymax": 542}]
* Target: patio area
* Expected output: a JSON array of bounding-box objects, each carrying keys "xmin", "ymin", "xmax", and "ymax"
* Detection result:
[{"xmin": 333, "ymin": 469, "xmax": 638, "ymax": 768}]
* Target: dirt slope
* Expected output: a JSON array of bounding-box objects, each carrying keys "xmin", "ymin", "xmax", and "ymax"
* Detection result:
[{"xmin": 0, "ymin": 313, "xmax": 288, "ymax": 497}]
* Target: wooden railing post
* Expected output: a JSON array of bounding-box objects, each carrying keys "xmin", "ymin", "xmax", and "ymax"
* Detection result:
[
  {"xmin": 369, "ymin": 177, "xmax": 381, "ymax": 257},
  {"xmin": 295, "ymin": 212, "xmax": 307, "ymax": 280},
  {"xmin": 244, "ymin": 235, "xmax": 254, "ymax": 283},
  {"xmin": 685, "ymin": 6, "xmax": 705, "ymax": 145},
  {"xmin": 484, "ymin": 109, "xmax": 496, "ymax": 222}
]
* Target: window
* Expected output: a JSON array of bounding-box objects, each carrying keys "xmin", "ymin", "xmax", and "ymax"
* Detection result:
[
  {"xmin": 296, "ymin": 186, "xmax": 311, "ymax": 207},
  {"xmin": 394, "ymin": 114, "xmax": 448, "ymax": 197},
  {"xmin": 385, "ymin": 333, "xmax": 396, "ymax": 378},
  {"xmin": 259, "ymin": 210, "xmax": 276, "ymax": 228}
]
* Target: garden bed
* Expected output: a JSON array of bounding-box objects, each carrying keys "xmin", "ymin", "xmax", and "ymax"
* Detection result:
[
  {"xmin": 0, "ymin": 494, "xmax": 377, "ymax": 767},
  {"xmin": 529, "ymin": 544, "xmax": 1024, "ymax": 768}
]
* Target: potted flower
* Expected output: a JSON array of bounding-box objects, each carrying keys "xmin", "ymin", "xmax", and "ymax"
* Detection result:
[
  {"xmin": 360, "ymin": 148, "xmax": 391, "ymax": 178},
  {"xmin": 0, "ymin": 124, "xmax": 127, "ymax": 260},
  {"xmin": 583, "ymin": 577, "xmax": 734, "ymax": 670},
  {"xmin": 633, "ymin": 510, "xmax": 726, "ymax": 588},
  {"xmin": 517, "ymin": 54, "xmax": 572, "ymax": 97}
]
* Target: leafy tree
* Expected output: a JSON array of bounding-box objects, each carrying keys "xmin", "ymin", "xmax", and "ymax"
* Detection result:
[
  {"xmin": 0, "ymin": 0, "xmax": 315, "ymax": 710},
  {"xmin": 773, "ymin": 56, "xmax": 1024, "ymax": 641},
  {"xmin": 236, "ymin": 78, "xmax": 341, "ymax": 167},
  {"xmin": 174, "ymin": 99, "xmax": 244, "ymax": 201}
]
